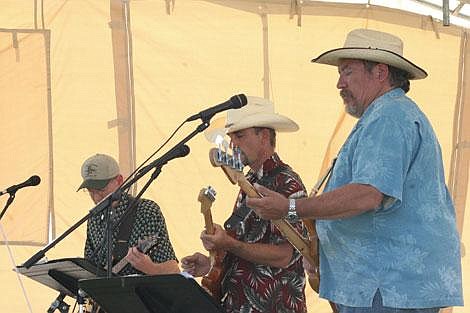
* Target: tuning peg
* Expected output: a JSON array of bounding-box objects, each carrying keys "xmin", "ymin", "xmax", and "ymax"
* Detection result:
[{"xmin": 233, "ymin": 147, "xmax": 244, "ymax": 171}]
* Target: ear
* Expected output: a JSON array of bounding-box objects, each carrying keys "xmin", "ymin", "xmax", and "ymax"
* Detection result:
[
  {"xmin": 375, "ymin": 63, "xmax": 389, "ymax": 82},
  {"xmin": 260, "ymin": 128, "xmax": 271, "ymax": 143},
  {"xmin": 116, "ymin": 174, "xmax": 124, "ymax": 185}
]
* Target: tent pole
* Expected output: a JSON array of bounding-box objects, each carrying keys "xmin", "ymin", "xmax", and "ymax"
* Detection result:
[
  {"xmin": 261, "ymin": 11, "xmax": 270, "ymax": 99},
  {"xmin": 443, "ymin": 0, "xmax": 450, "ymax": 26},
  {"xmin": 109, "ymin": 0, "xmax": 137, "ymax": 194}
]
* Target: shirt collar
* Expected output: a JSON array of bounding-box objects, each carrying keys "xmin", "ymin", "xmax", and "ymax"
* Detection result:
[
  {"xmin": 246, "ymin": 153, "xmax": 282, "ymax": 181},
  {"xmin": 352, "ymin": 88, "xmax": 404, "ymax": 132}
]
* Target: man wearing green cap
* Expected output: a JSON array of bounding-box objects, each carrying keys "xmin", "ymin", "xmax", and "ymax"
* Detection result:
[{"xmin": 78, "ymin": 153, "xmax": 179, "ymax": 276}]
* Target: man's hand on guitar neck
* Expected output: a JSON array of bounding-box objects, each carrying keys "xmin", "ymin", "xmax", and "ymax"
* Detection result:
[
  {"xmin": 200, "ymin": 224, "xmax": 237, "ymax": 251},
  {"xmin": 247, "ymin": 184, "xmax": 290, "ymax": 220},
  {"xmin": 125, "ymin": 247, "xmax": 155, "ymax": 273},
  {"xmin": 125, "ymin": 247, "xmax": 179, "ymax": 275}
]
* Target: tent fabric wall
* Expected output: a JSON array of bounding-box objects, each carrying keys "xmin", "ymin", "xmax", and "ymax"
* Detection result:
[
  {"xmin": 450, "ymin": 31, "xmax": 470, "ymax": 236},
  {"xmin": 0, "ymin": 29, "xmax": 52, "ymax": 246},
  {"xmin": 0, "ymin": 1, "xmax": 468, "ymax": 312}
]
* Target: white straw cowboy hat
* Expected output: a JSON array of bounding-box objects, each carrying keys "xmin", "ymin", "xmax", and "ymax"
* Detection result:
[
  {"xmin": 311, "ymin": 28, "xmax": 427, "ymax": 80},
  {"xmin": 204, "ymin": 96, "xmax": 298, "ymax": 143},
  {"xmin": 225, "ymin": 96, "xmax": 298, "ymax": 133}
]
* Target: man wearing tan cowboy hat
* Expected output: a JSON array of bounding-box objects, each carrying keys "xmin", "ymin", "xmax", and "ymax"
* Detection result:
[
  {"xmin": 247, "ymin": 29, "xmax": 463, "ymax": 313},
  {"xmin": 78, "ymin": 153, "xmax": 179, "ymax": 279},
  {"xmin": 181, "ymin": 96, "xmax": 308, "ymax": 313}
]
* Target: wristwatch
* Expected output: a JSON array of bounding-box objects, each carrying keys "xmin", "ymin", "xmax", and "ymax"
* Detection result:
[{"xmin": 286, "ymin": 198, "xmax": 298, "ymax": 222}]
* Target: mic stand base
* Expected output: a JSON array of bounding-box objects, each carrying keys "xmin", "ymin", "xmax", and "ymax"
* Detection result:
[
  {"xmin": 77, "ymin": 289, "xmax": 87, "ymax": 313},
  {"xmin": 47, "ymin": 292, "xmax": 70, "ymax": 313}
]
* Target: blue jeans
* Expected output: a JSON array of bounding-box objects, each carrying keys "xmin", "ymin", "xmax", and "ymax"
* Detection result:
[{"xmin": 336, "ymin": 290, "xmax": 440, "ymax": 313}]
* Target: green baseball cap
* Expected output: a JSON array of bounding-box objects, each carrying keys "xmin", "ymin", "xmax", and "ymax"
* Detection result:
[{"xmin": 77, "ymin": 153, "xmax": 119, "ymax": 191}]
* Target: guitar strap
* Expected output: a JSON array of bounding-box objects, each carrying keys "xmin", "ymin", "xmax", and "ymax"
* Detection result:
[
  {"xmin": 112, "ymin": 196, "xmax": 140, "ymax": 264},
  {"xmin": 310, "ymin": 157, "xmax": 337, "ymax": 197},
  {"xmin": 224, "ymin": 164, "xmax": 287, "ymax": 233}
]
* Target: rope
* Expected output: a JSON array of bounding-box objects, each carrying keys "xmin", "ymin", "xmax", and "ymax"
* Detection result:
[{"xmin": 0, "ymin": 223, "xmax": 33, "ymax": 313}]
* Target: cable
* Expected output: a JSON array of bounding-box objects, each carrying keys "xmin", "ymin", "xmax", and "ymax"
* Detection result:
[{"xmin": 0, "ymin": 223, "xmax": 33, "ymax": 313}]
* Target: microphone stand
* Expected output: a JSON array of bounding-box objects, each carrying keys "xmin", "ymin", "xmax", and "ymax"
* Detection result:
[
  {"xmin": 22, "ymin": 119, "xmax": 211, "ymax": 271},
  {"xmin": 103, "ymin": 120, "xmax": 210, "ymax": 277},
  {"xmin": 0, "ymin": 192, "xmax": 16, "ymax": 222}
]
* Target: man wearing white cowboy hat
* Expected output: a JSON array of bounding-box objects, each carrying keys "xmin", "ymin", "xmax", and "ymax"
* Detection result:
[
  {"xmin": 182, "ymin": 96, "xmax": 308, "ymax": 313},
  {"xmin": 247, "ymin": 29, "xmax": 463, "ymax": 313}
]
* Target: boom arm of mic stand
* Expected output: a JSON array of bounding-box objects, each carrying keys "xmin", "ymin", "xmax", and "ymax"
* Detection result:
[
  {"xmin": 105, "ymin": 165, "xmax": 163, "ymax": 278},
  {"xmin": 0, "ymin": 192, "xmax": 16, "ymax": 222},
  {"xmin": 22, "ymin": 195, "xmax": 115, "ymax": 269},
  {"xmin": 22, "ymin": 213, "xmax": 90, "ymax": 268},
  {"xmin": 22, "ymin": 120, "xmax": 211, "ymax": 269},
  {"xmin": 103, "ymin": 121, "xmax": 210, "ymax": 276}
]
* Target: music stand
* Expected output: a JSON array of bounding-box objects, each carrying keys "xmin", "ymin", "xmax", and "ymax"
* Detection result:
[
  {"xmin": 16, "ymin": 257, "xmax": 107, "ymax": 312},
  {"xmin": 78, "ymin": 273, "xmax": 223, "ymax": 313},
  {"xmin": 16, "ymin": 257, "xmax": 106, "ymax": 296}
]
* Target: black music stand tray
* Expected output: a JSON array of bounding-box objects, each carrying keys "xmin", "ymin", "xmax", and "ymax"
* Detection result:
[
  {"xmin": 78, "ymin": 274, "xmax": 223, "ymax": 313},
  {"xmin": 16, "ymin": 257, "xmax": 107, "ymax": 297}
]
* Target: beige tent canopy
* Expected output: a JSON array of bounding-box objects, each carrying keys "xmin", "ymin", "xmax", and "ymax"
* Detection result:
[{"xmin": 0, "ymin": 0, "xmax": 468, "ymax": 312}]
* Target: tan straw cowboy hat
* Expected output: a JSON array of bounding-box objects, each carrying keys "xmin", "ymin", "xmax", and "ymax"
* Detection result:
[
  {"xmin": 311, "ymin": 28, "xmax": 427, "ymax": 80},
  {"xmin": 224, "ymin": 96, "xmax": 298, "ymax": 133},
  {"xmin": 204, "ymin": 96, "xmax": 298, "ymax": 143}
]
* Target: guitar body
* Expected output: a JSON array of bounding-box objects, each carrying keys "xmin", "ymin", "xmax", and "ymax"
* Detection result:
[
  {"xmin": 303, "ymin": 218, "xmax": 320, "ymax": 293},
  {"xmin": 86, "ymin": 235, "xmax": 159, "ymax": 313},
  {"xmin": 201, "ymin": 250, "xmax": 225, "ymax": 301}
]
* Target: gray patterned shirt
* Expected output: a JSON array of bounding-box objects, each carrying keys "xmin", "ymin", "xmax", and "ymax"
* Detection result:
[{"xmin": 84, "ymin": 193, "xmax": 177, "ymax": 275}]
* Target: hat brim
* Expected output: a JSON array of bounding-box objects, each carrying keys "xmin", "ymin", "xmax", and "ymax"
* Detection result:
[
  {"xmin": 311, "ymin": 47, "xmax": 427, "ymax": 80},
  {"xmin": 77, "ymin": 178, "xmax": 112, "ymax": 192},
  {"xmin": 225, "ymin": 113, "xmax": 299, "ymax": 134}
]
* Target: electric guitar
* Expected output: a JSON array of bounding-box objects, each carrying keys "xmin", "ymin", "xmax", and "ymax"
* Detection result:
[
  {"xmin": 208, "ymin": 148, "xmax": 320, "ymax": 292},
  {"xmin": 86, "ymin": 235, "xmax": 159, "ymax": 313},
  {"xmin": 197, "ymin": 186, "xmax": 225, "ymax": 301},
  {"xmin": 111, "ymin": 235, "xmax": 159, "ymax": 274}
]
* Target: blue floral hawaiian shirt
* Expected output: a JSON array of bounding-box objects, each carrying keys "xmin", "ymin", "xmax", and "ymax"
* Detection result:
[{"xmin": 317, "ymin": 88, "xmax": 463, "ymax": 308}]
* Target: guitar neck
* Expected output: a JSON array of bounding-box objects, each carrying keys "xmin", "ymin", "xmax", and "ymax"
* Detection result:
[
  {"xmin": 198, "ymin": 188, "xmax": 217, "ymax": 262},
  {"xmin": 110, "ymin": 238, "xmax": 157, "ymax": 274},
  {"xmin": 271, "ymin": 219, "xmax": 317, "ymax": 266},
  {"xmin": 202, "ymin": 210, "xmax": 218, "ymax": 263},
  {"xmin": 111, "ymin": 255, "xmax": 129, "ymax": 274},
  {"xmin": 235, "ymin": 174, "xmax": 317, "ymax": 266},
  {"xmin": 203, "ymin": 210, "xmax": 215, "ymax": 235}
]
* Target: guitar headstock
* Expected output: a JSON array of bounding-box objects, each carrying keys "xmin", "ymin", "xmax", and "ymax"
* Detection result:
[
  {"xmin": 209, "ymin": 148, "xmax": 262, "ymax": 198},
  {"xmin": 209, "ymin": 147, "xmax": 245, "ymax": 185},
  {"xmin": 198, "ymin": 186, "xmax": 216, "ymax": 214},
  {"xmin": 138, "ymin": 235, "xmax": 159, "ymax": 253}
]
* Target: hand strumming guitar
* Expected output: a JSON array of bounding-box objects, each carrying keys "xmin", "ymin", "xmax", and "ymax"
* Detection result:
[{"xmin": 181, "ymin": 252, "xmax": 211, "ymax": 277}]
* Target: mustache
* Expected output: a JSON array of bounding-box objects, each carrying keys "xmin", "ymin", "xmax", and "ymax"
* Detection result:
[{"xmin": 340, "ymin": 89, "xmax": 351, "ymax": 99}]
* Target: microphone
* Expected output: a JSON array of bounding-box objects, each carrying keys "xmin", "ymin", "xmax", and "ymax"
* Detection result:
[
  {"xmin": 0, "ymin": 175, "xmax": 41, "ymax": 196},
  {"xmin": 186, "ymin": 94, "xmax": 248, "ymax": 122},
  {"xmin": 159, "ymin": 144, "xmax": 190, "ymax": 165},
  {"xmin": 138, "ymin": 145, "xmax": 190, "ymax": 174}
]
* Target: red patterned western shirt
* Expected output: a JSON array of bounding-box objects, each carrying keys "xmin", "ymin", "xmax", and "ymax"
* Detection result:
[{"xmin": 220, "ymin": 153, "xmax": 307, "ymax": 313}]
